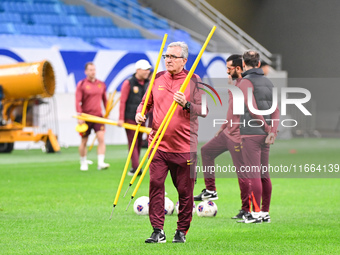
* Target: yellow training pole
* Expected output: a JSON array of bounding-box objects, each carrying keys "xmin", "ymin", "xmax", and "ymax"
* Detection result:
[
  {"xmin": 108, "ymin": 97, "xmax": 120, "ymax": 113},
  {"xmin": 88, "ymin": 135, "xmax": 97, "ymax": 152},
  {"xmin": 105, "ymin": 90, "xmax": 117, "ymax": 113},
  {"xmin": 122, "ymin": 100, "xmax": 177, "ymax": 198},
  {"xmin": 110, "ymin": 34, "xmax": 168, "ymax": 218},
  {"xmin": 126, "ymin": 26, "xmax": 216, "ymax": 210},
  {"xmin": 74, "ymin": 114, "xmax": 151, "ymax": 134},
  {"xmin": 105, "ymin": 92, "xmax": 113, "ymax": 114}
]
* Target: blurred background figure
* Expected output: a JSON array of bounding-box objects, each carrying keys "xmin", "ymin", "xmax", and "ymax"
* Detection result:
[
  {"xmin": 75, "ymin": 62, "xmax": 110, "ymax": 171},
  {"xmin": 118, "ymin": 59, "xmax": 152, "ymax": 176},
  {"xmin": 260, "ymin": 60, "xmax": 270, "ymax": 76}
]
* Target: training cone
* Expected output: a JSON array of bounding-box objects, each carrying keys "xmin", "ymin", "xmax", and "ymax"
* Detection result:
[{"xmin": 75, "ymin": 123, "xmax": 88, "ymax": 133}]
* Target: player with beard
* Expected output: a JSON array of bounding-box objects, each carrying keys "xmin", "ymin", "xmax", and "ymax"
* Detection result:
[{"xmin": 194, "ymin": 54, "xmax": 249, "ymax": 219}]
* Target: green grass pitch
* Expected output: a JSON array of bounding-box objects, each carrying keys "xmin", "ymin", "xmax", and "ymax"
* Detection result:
[{"xmin": 0, "ymin": 139, "xmax": 339, "ymax": 254}]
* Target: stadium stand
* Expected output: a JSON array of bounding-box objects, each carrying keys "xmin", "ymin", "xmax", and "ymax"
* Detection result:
[
  {"xmin": 0, "ymin": 34, "xmax": 97, "ymax": 50},
  {"xmin": 0, "ymin": 0, "xmax": 203, "ymax": 52}
]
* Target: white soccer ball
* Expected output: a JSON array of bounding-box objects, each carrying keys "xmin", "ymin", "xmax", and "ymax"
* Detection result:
[
  {"xmin": 133, "ymin": 196, "xmax": 149, "ymax": 215},
  {"xmin": 196, "ymin": 200, "xmax": 218, "ymax": 217},
  {"xmin": 175, "ymin": 201, "xmax": 196, "ymax": 215},
  {"xmin": 164, "ymin": 197, "xmax": 174, "ymax": 215}
]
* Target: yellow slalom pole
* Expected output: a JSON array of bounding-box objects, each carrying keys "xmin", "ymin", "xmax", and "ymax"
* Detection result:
[
  {"xmin": 122, "ymin": 100, "xmax": 177, "ymax": 198},
  {"xmin": 74, "ymin": 114, "xmax": 152, "ymax": 134},
  {"xmin": 88, "ymin": 135, "xmax": 97, "ymax": 152},
  {"xmin": 110, "ymin": 34, "xmax": 168, "ymax": 218},
  {"xmin": 126, "ymin": 26, "xmax": 216, "ymax": 210},
  {"xmin": 108, "ymin": 97, "xmax": 120, "ymax": 114},
  {"xmin": 88, "ymin": 96, "xmax": 120, "ymax": 152},
  {"xmin": 105, "ymin": 90, "xmax": 117, "ymax": 113},
  {"xmin": 105, "ymin": 92, "xmax": 113, "ymax": 114}
]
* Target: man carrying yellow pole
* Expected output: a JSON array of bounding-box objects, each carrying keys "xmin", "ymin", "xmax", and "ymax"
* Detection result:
[
  {"xmin": 135, "ymin": 41, "xmax": 210, "ymax": 244},
  {"xmin": 109, "ymin": 34, "xmax": 168, "ymax": 218}
]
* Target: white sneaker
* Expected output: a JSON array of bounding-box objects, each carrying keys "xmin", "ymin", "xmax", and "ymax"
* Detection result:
[
  {"xmin": 260, "ymin": 211, "xmax": 271, "ymax": 223},
  {"xmin": 98, "ymin": 162, "xmax": 110, "ymax": 170},
  {"xmin": 86, "ymin": 160, "xmax": 93, "ymax": 165},
  {"xmin": 243, "ymin": 212, "xmax": 262, "ymax": 224},
  {"xmin": 80, "ymin": 162, "xmax": 88, "ymax": 171}
]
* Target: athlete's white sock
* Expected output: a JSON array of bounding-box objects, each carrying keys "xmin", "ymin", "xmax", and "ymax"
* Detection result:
[
  {"xmin": 98, "ymin": 154, "xmax": 105, "ymax": 165},
  {"xmin": 251, "ymin": 212, "xmax": 261, "ymax": 218},
  {"xmin": 80, "ymin": 156, "xmax": 87, "ymax": 164}
]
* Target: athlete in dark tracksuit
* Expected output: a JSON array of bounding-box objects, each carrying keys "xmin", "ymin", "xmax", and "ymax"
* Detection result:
[
  {"xmin": 238, "ymin": 50, "xmax": 279, "ymax": 223},
  {"xmin": 119, "ymin": 63, "xmax": 150, "ymax": 176}
]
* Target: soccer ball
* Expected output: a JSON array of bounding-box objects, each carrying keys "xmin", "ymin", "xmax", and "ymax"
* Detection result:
[
  {"xmin": 164, "ymin": 197, "xmax": 174, "ymax": 215},
  {"xmin": 133, "ymin": 196, "xmax": 149, "ymax": 215},
  {"xmin": 175, "ymin": 201, "xmax": 196, "ymax": 215},
  {"xmin": 196, "ymin": 200, "xmax": 218, "ymax": 217}
]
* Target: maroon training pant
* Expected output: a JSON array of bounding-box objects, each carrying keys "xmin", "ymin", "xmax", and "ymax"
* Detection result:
[
  {"xmin": 125, "ymin": 119, "xmax": 143, "ymax": 169},
  {"xmin": 241, "ymin": 136, "xmax": 272, "ymax": 212},
  {"xmin": 149, "ymin": 150, "xmax": 196, "ymax": 233},
  {"xmin": 201, "ymin": 132, "xmax": 248, "ymax": 211}
]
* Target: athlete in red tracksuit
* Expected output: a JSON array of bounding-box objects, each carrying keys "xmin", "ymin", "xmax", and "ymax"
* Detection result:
[
  {"xmin": 75, "ymin": 62, "xmax": 109, "ymax": 171},
  {"xmin": 136, "ymin": 42, "xmax": 207, "ymax": 243}
]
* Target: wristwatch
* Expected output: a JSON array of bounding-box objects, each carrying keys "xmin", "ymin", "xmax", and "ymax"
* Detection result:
[{"xmin": 183, "ymin": 101, "xmax": 191, "ymax": 111}]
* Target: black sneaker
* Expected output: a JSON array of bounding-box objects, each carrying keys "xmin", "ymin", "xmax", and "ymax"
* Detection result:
[
  {"xmin": 231, "ymin": 209, "xmax": 247, "ymax": 219},
  {"xmin": 238, "ymin": 212, "xmax": 262, "ymax": 224},
  {"xmin": 194, "ymin": 189, "xmax": 218, "ymax": 201},
  {"xmin": 172, "ymin": 230, "xmax": 186, "ymax": 243},
  {"xmin": 145, "ymin": 228, "xmax": 166, "ymax": 243},
  {"xmin": 128, "ymin": 168, "xmax": 142, "ymax": 176},
  {"xmin": 261, "ymin": 212, "xmax": 271, "ymax": 223}
]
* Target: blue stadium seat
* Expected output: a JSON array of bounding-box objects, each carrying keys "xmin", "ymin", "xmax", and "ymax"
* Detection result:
[
  {"xmin": 2, "ymin": 2, "xmax": 58, "ymax": 14},
  {"xmin": 0, "ymin": 13, "xmax": 22, "ymax": 23},
  {"xmin": 126, "ymin": 0, "xmax": 140, "ymax": 5},
  {"xmin": 5, "ymin": 0, "xmax": 29, "ymax": 1},
  {"xmin": 35, "ymin": 3, "xmax": 59, "ymax": 14},
  {"xmin": 31, "ymin": 14, "xmax": 77, "ymax": 26},
  {"xmin": 110, "ymin": 28, "xmax": 123, "ymax": 38},
  {"xmin": 156, "ymin": 18, "xmax": 169, "ymax": 29},
  {"xmin": 112, "ymin": 8, "xmax": 127, "ymax": 18},
  {"xmin": 0, "ymin": 23, "xmax": 15, "ymax": 34},
  {"xmin": 75, "ymin": 16, "xmax": 115, "ymax": 27},
  {"xmin": 62, "ymin": 26, "xmax": 117, "ymax": 39},
  {"xmin": 140, "ymin": 7, "xmax": 153, "ymax": 17},
  {"xmin": 32, "ymin": 0, "xmax": 59, "ymax": 3},
  {"xmin": 131, "ymin": 29, "xmax": 142, "ymax": 38},
  {"xmin": 60, "ymin": 5, "xmax": 88, "ymax": 15},
  {"xmin": 108, "ymin": 1, "xmax": 126, "ymax": 9},
  {"xmin": 121, "ymin": 28, "xmax": 142, "ymax": 38},
  {"xmin": 0, "ymin": 34, "xmax": 98, "ymax": 50},
  {"xmin": 130, "ymin": 8, "xmax": 140, "ymax": 19},
  {"xmin": 142, "ymin": 18, "xmax": 156, "ymax": 29},
  {"xmin": 0, "ymin": 0, "xmax": 28, "ymax": 3},
  {"xmin": 131, "ymin": 18, "xmax": 142, "ymax": 26},
  {"xmin": 93, "ymin": 38, "xmax": 163, "ymax": 51},
  {"xmin": 13, "ymin": 24, "xmax": 56, "ymax": 36},
  {"xmin": 62, "ymin": 26, "xmax": 81, "ymax": 37},
  {"xmin": 113, "ymin": 0, "xmax": 128, "ymax": 7}
]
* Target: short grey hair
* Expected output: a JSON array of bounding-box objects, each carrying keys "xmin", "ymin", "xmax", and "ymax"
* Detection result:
[{"xmin": 167, "ymin": 41, "xmax": 188, "ymax": 59}]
